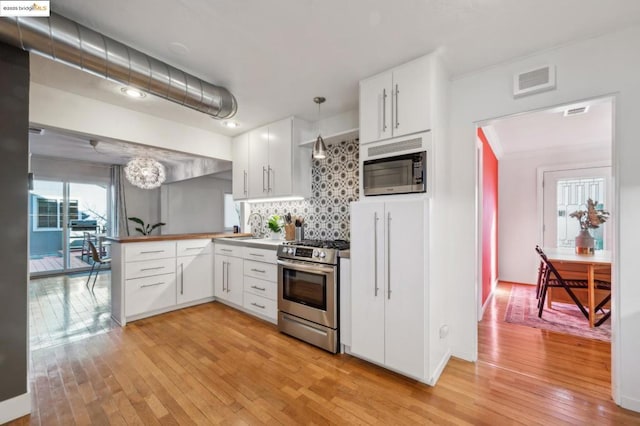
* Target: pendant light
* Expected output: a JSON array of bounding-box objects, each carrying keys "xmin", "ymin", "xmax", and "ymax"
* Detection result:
[{"xmin": 313, "ymin": 96, "xmax": 328, "ymax": 159}]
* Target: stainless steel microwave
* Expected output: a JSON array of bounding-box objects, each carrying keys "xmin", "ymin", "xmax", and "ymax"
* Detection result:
[{"xmin": 363, "ymin": 151, "xmax": 426, "ymax": 196}]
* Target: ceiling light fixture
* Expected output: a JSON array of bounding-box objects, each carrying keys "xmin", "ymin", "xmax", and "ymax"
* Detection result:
[
  {"xmin": 121, "ymin": 87, "xmax": 146, "ymax": 98},
  {"xmin": 124, "ymin": 157, "xmax": 166, "ymax": 189},
  {"xmin": 222, "ymin": 120, "xmax": 239, "ymax": 128},
  {"xmin": 313, "ymin": 96, "xmax": 327, "ymax": 160}
]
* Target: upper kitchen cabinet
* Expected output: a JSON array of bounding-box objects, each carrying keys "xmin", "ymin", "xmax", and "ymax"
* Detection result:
[
  {"xmin": 233, "ymin": 117, "xmax": 312, "ymax": 200},
  {"xmin": 232, "ymin": 132, "xmax": 249, "ymax": 200},
  {"xmin": 359, "ymin": 55, "xmax": 432, "ymax": 144}
]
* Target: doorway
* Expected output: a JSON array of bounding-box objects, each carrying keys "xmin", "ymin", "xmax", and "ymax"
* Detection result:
[{"xmin": 29, "ymin": 179, "xmax": 109, "ymax": 275}]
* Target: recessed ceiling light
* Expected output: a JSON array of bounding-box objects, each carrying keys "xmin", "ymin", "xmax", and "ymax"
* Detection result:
[
  {"xmin": 222, "ymin": 121, "xmax": 239, "ymax": 129},
  {"xmin": 121, "ymin": 87, "xmax": 146, "ymax": 99}
]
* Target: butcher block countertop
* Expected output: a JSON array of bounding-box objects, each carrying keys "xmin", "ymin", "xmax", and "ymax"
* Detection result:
[{"xmin": 105, "ymin": 232, "xmax": 253, "ymax": 243}]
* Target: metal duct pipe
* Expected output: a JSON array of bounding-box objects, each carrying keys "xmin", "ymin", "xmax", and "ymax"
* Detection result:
[{"xmin": 0, "ymin": 12, "xmax": 237, "ymax": 119}]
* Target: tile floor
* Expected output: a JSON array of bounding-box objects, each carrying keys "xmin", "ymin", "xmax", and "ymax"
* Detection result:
[{"xmin": 29, "ymin": 271, "xmax": 116, "ymax": 350}]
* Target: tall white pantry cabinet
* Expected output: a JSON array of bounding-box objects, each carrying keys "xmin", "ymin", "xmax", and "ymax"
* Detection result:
[{"xmin": 349, "ymin": 52, "xmax": 450, "ymax": 385}]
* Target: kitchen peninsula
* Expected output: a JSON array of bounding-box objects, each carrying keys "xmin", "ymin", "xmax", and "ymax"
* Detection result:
[{"xmin": 107, "ymin": 232, "xmax": 251, "ymax": 325}]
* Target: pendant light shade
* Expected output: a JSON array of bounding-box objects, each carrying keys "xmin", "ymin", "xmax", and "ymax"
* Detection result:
[
  {"xmin": 313, "ymin": 135, "xmax": 327, "ymax": 159},
  {"xmin": 313, "ymin": 96, "xmax": 327, "ymax": 160},
  {"xmin": 124, "ymin": 157, "xmax": 166, "ymax": 189}
]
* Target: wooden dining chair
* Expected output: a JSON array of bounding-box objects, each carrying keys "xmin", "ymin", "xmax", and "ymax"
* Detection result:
[
  {"xmin": 535, "ymin": 246, "xmax": 590, "ymax": 320},
  {"xmin": 86, "ymin": 240, "xmax": 111, "ymax": 292}
]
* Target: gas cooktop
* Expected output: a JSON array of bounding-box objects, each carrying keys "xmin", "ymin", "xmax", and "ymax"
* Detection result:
[{"xmin": 281, "ymin": 239, "xmax": 350, "ymax": 250}]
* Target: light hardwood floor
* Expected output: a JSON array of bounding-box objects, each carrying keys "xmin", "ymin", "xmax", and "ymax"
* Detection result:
[{"xmin": 10, "ymin": 281, "xmax": 640, "ymax": 425}]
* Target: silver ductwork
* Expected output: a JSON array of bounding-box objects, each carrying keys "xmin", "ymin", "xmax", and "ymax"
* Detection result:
[{"xmin": 0, "ymin": 12, "xmax": 237, "ymax": 119}]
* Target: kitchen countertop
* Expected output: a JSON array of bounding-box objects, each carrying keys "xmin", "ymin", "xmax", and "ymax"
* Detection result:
[
  {"xmin": 105, "ymin": 232, "xmax": 253, "ymax": 243},
  {"xmin": 215, "ymin": 237, "xmax": 285, "ymax": 250}
]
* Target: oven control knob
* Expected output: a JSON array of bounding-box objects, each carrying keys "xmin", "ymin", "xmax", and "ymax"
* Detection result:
[
  {"xmin": 313, "ymin": 250, "xmax": 319, "ymax": 257},
  {"xmin": 319, "ymin": 251, "xmax": 326, "ymax": 258}
]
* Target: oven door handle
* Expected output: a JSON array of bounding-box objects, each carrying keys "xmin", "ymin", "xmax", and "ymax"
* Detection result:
[{"xmin": 277, "ymin": 260, "xmax": 335, "ymax": 274}]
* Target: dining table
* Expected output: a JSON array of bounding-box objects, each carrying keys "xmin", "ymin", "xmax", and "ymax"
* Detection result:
[{"xmin": 543, "ymin": 248, "xmax": 612, "ymax": 327}]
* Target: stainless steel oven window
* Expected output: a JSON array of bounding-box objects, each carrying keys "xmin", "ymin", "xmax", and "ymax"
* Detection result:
[{"xmin": 282, "ymin": 268, "xmax": 326, "ymax": 310}]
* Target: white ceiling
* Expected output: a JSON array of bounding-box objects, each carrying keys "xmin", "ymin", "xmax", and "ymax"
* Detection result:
[
  {"xmin": 37, "ymin": 0, "xmax": 640, "ymax": 136},
  {"xmin": 484, "ymin": 98, "xmax": 612, "ymax": 156}
]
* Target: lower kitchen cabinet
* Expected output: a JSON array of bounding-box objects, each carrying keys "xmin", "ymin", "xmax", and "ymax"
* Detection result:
[
  {"xmin": 214, "ymin": 254, "xmax": 244, "ymax": 306},
  {"xmin": 350, "ymin": 198, "xmax": 429, "ymax": 381},
  {"xmin": 177, "ymin": 253, "xmax": 214, "ymax": 305},
  {"xmin": 125, "ymin": 273, "xmax": 177, "ymax": 317}
]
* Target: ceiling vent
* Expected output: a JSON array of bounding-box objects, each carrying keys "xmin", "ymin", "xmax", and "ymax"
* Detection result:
[
  {"xmin": 564, "ymin": 106, "xmax": 589, "ymax": 117},
  {"xmin": 513, "ymin": 65, "xmax": 556, "ymax": 98}
]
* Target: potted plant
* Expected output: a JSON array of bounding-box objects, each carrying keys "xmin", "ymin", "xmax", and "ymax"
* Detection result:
[
  {"xmin": 569, "ymin": 199, "xmax": 609, "ymax": 254},
  {"xmin": 128, "ymin": 217, "xmax": 166, "ymax": 236},
  {"xmin": 267, "ymin": 215, "xmax": 284, "ymax": 240}
]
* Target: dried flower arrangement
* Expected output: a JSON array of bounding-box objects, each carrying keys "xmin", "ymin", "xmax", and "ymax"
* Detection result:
[{"xmin": 569, "ymin": 198, "xmax": 610, "ymax": 230}]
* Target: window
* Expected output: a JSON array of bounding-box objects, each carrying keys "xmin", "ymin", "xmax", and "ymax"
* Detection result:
[
  {"xmin": 556, "ymin": 177, "xmax": 606, "ymax": 249},
  {"xmin": 33, "ymin": 197, "xmax": 78, "ymax": 230},
  {"xmin": 224, "ymin": 193, "xmax": 240, "ymax": 231}
]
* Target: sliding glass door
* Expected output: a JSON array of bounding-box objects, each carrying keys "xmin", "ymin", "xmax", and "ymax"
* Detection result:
[{"xmin": 29, "ymin": 179, "xmax": 109, "ymax": 275}]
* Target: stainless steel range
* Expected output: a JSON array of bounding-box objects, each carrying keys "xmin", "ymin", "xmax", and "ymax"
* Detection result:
[{"xmin": 277, "ymin": 239, "xmax": 349, "ymax": 353}]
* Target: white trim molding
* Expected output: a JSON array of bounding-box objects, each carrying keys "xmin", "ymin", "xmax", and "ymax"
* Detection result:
[{"xmin": 0, "ymin": 392, "xmax": 31, "ymax": 424}]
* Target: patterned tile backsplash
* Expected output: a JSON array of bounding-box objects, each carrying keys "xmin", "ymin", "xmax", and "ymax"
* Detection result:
[{"xmin": 249, "ymin": 138, "xmax": 359, "ymax": 240}]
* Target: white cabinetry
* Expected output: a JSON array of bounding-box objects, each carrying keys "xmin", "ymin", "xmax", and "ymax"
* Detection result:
[
  {"xmin": 111, "ymin": 239, "xmax": 217, "ymax": 326},
  {"xmin": 231, "ymin": 132, "xmax": 249, "ymax": 200},
  {"xmin": 214, "ymin": 243, "xmax": 244, "ymax": 306},
  {"xmin": 350, "ymin": 199, "xmax": 429, "ymax": 381},
  {"xmin": 359, "ymin": 55, "xmax": 432, "ymax": 144},
  {"xmin": 232, "ymin": 116, "xmax": 312, "ymax": 200},
  {"xmin": 242, "ymin": 246, "xmax": 278, "ymax": 322},
  {"xmin": 177, "ymin": 240, "xmax": 214, "ymax": 305}
]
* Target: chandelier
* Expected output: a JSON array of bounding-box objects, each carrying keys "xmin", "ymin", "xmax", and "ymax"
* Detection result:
[{"xmin": 124, "ymin": 157, "xmax": 166, "ymax": 189}]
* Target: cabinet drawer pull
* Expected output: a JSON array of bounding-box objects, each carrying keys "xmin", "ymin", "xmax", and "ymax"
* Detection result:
[
  {"xmin": 249, "ymin": 253, "xmax": 264, "ymax": 257},
  {"xmin": 251, "ymin": 285, "xmax": 266, "ymax": 291},
  {"xmin": 250, "ymin": 268, "xmax": 266, "ymax": 273},
  {"xmin": 220, "ymin": 248, "xmax": 232, "ymax": 252},
  {"xmin": 141, "ymin": 281, "xmax": 164, "ymax": 288},
  {"xmin": 140, "ymin": 250, "xmax": 164, "ymax": 254},
  {"xmin": 185, "ymin": 247, "xmax": 202, "ymax": 250},
  {"xmin": 251, "ymin": 302, "xmax": 265, "ymax": 309},
  {"xmin": 140, "ymin": 266, "xmax": 165, "ymax": 271}
]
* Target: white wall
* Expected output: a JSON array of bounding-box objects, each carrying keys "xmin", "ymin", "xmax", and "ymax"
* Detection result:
[
  {"xmin": 31, "ymin": 156, "xmax": 111, "ymax": 184},
  {"xmin": 448, "ymin": 25, "xmax": 640, "ymax": 411},
  {"xmin": 29, "ymin": 83, "xmax": 232, "ymax": 161},
  {"xmin": 498, "ymin": 146, "xmax": 610, "ymax": 284},
  {"xmin": 122, "ymin": 181, "xmax": 161, "ymax": 237},
  {"xmin": 160, "ymin": 175, "xmax": 231, "ymax": 234}
]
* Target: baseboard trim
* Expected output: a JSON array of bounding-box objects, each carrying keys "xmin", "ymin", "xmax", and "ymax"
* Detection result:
[
  {"xmin": 0, "ymin": 392, "xmax": 31, "ymax": 424},
  {"xmin": 620, "ymin": 395, "xmax": 640, "ymax": 413},
  {"xmin": 428, "ymin": 349, "xmax": 452, "ymax": 386}
]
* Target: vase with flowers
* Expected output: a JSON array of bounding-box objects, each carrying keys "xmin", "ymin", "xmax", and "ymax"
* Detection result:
[{"xmin": 569, "ymin": 198, "xmax": 610, "ymax": 254}]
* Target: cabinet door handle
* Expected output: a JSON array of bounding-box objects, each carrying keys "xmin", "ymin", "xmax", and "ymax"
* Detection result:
[
  {"xmin": 251, "ymin": 285, "xmax": 266, "ymax": 291},
  {"xmin": 251, "ymin": 302, "xmax": 266, "ymax": 309},
  {"xmin": 374, "ymin": 211, "xmax": 379, "ymax": 297},
  {"xmin": 243, "ymin": 170, "xmax": 248, "ymax": 195},
  {"xmin": 268, "ymin": 166, "xmax": 273, "ymax": 192},
  {"xmin": 249, "ymin": 253, "xmax": 264, "ymax": 257},
  {"xmin": 141, "ymin": 281, "xmax": 164, "ymax": 288},
  {"xmin": 140, "ymin": 266, "xmax": 164, "ymax": 271},
  {"xmin": 222, "ymin": 261, "xmax": 227, "ymax": 292},
  {"xmin": 180, "ymin": 263, "xmax": 184, "ymax": 295},
  {"xmin": 394, "ymin": 84, "xmax": 399, "ymax": 129},
  {"xmin": 262, "ymin": 167, "xmax": 267, "ymax": 192},
  {"xmin": 226, "ymin": 261, "xmax": 231, "ymax": 292},
  {"xmin": 382, "ymin": 88, "xmax": 387, "ymax": 133},
  {"xmin": 387, "ymin": 212, "xmax": 392, "ymax": 300},
  {"xmin": 251, "ymin": 268, "xmax": 266, "ymax": 273}
]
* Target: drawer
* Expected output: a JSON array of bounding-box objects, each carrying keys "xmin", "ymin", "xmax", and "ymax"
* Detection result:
[
  {"xmin": 244, "ymin": 276, "xmax": 277, "ymax": 301},
  {"xmin": 177, "ymin": 239, "xmax": 212, "ymax": 257},
  {"xmin": 125, "ymin": 242, "xmax": 176, "ymax": 262},
  {"xmin": 125, "ymin": 257, "xmax": 176, "ymax": 280},
  {"xmin": 125, "ymin": 273, "xmax": 177, "ymax": 316},
  {"xmin": 242, "ymin": 246, "xmax": 277, "ymax": 263},
  {"xmin": 244, "ymin": 260, "xmax": 277, "ymax": 282},
  {"xmin": 215, "ymin": 243, "xmax": 242, "ymax": 257},
  {"xmin": 243, "ymin": 292, "xmax": 277, "ymax": 320}
]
